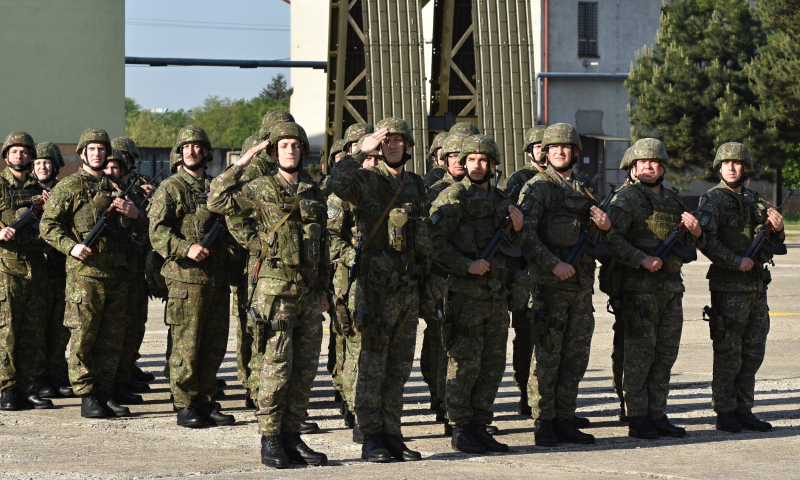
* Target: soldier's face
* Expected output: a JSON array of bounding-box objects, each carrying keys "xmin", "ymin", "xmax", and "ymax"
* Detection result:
[
  {"xmin": 347, "ymin": 142, "xmax": 359, "ymax": 154},
  {"xmin": 532, "ymin": 143, "xmax": 543, "ymax": 161},
  {"xmin": 381, "ymin": 134, "xmax": 408, "ymax": 164},
  {"xmin": 104, "ymin": 160, "xmax": 125, "ymax": 177},
  {"xmin": 334, "ymin": 152, "xmax": 343, "ymax": 163},
  {"xmin": 277, "ymin": 139, "xmax": 303, "ymax": 168},
  {"xmin": 6, "ymin": 146, "xmax": 31, "ymax": 166},
  {"xmin": 446, "ymin": 152, "xmax": 465, "ymax": 177},
  {"xmin": 634, "ymin": 159, "xmax": 664, "ymax": 183},
  {"xmin": 720, "ymin": 161, "xmax": 745, "ymax": 183},
  {"xmin": 33, "ymin": 159, "xmax": 54, "ymax": 180},
  {"xmin": 83, "ymin": 143, "xmax": 107, "ymax": 167},
  {"xmin": 466, "ymin": 153, "xmax": 490, "ymax": 181},
  {"xmin": 547, "ymin": 144, "xmax": 576, "ymax": 169},
  {"xmin": 182, "ymin": 143, "xmax": 206, "ymax": 167},
  {"xmin": 434, "ymin": 148, "xmax": 445, "ymax": 166},
  {"xmin": 362, "ymin": 155, "xmax": 381, "ymax": 169}
]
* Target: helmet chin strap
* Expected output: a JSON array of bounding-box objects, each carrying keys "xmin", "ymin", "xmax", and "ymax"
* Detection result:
[
  {"xmin": 384, "ymin": 151, "xmax": 410, "ymax": 168},
  {"xmin": 278, "ymin": 163, "xmax": 302, "ymax": 174},
  {"xmin": 183, "ymin": 162, "xmax": 205, "ymax": 172},
  {"xmin": 468, "ymin": 171, "xmax": 491, "ymax": 185},
  {"xmin": 723, "ymin": 178, "xmax": 743, "ymax": 189},
  {"xmin": 7, "ymin": 163, "xmax": 31, "ymax": 172},
  {"xmin": 553, "ymin": 157, "xmax": 576, "ymax": 173},
  {"xmin": 639, "ymin": 176, "xmax": 664, "ymax": 188}
]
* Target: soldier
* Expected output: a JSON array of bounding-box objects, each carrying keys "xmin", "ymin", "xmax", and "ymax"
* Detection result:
[
  {"xmin": 343, "ymin": 123, "xmax": 375, "ymax": 155},
  {"xmin": 607, "ymin": 137, "xmax": 704, "ymax": 439},
  {"xmin": 208, "ymin": 122, "xmax": 330, "ymax": 468},
  {"xmin": 449, "ymin": 122, "xmax": 480, "ymax": 136},
  {"xmin": 519, "ymin": 123, "xmax": 611, "ymax": 447},
  {"xmin": 429, "ymin": 135, "xmax": 523, "ymax": 454},
  {"xmin": 697, "ymin": 143, "xmax": 782, "ymax": 433},
  {"xmin": 112, "ymin": 137, "xmax": 156, "ymax": 195},
  {"xmin": 328, "ymin": 136, "xmax": 383, "ymax": 429},
  {"xmin": 422, "ymin": 131, "xmax": 449, "ymax": 188},
  {"xmin": 148, "ymin": 126, "xmax": 236, "ymax": 428},
  {"xmin": 329, "ymin": 117, "xmax": 441, "ymax": 463},
  {"xmin": 0, "ymin": 132, "xmax": 53, "ymax": 411},
  {"xmin": 32, "ymin": 142, "xmax": 72, "ymax": 399},
  {"xmin": 40, "ymin": 128, "xmax": 146, "ymax": 418},
  {"xmin": 501, "ymin": 125, "xmax": 547, "ymax": 416}
]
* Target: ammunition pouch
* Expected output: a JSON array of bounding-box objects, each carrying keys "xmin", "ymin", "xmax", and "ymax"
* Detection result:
[
  {"xmin": 707, "ymin": 293, "xmax": 748, "ymax": 344},
  {"xmin": 354, "ymin": 309, "xmax": 386, "ymax": 352},
  {"xmin": 623, "ymin": 300, "xmax": 654, "ymax": 337}
]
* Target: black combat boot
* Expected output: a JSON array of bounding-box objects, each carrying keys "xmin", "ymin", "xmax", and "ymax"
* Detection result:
[
  {"xmin": 80, "ymin": 395, "xmax": 107, "ymax": 418},
  {"xmin": 131, "ymin": 364, "xmax": 155, "ymax": 382},
  {"xmin": 444, "ymin": 423, "xmax": 453, "ymax": 436},
  {"xmin": 735, "ymin": 412, "xmax": 772, "ymax": 432},
  {"xmin": 261, "ymin": 435, "xmax": 290, "ymax": 468},
  {"xmin": 486, "ymin": 425, "xmax": 499, "ymax": 435},
  {"xmin": 300, "ymin": 420, "xmax": 320, "ymax": 434},
  {"xmin": 127, "ymin": 377, "xmax": 151, "ymax": 393},
  {"xmin": 471, "ymin": 423, "xmax": 509, "ymax": 452},
  {"xmin": 58, "ymin": 378, "xmax": 74, "ymax": 398},
  {"xmin": 282, "ymin": 432, "xmax": 328, "ymax": 466},
  {"xmin": 383, "ymin": 433, "xmax": 422, "ymax": 461},
  {"xmin": 245, "ymin": 389, "xmax": 256, "ymax": 409},
  {"xmin": 177, "ymin": 407, "xmax": 205, "ymax": 428},
  {"xmin": 715, "ymin": 412, "xmax": 742, "ymax": 432},
  {"xmin": 98, "ymin": 393, "xmax": 131, "ymax": 417},
  {"xmin": 1, "ymin": 389, "xmax": 17, "ymax": 411},
  {"xmin": 628, "ymin": 416, "xmax": 659, "ymax": 439},
  {"xmin": 554, "ymin": 417, "xmax": 595, "ymax": 444},
  {"xmin": 36, "ymin": 379, "xmax": 57, "ymax": 399},
  {"xmin": 361, "ymin": 434, "xmax": 392, "ymax": 462},
  {"xmin": 217, "ymin": 378, "xmax": 227, "ymax": 388},
  {"xmin": 334, "ymin": 390, "xmax": 342, "ymax": 403},
  {"xmin": 113, "ymin": 384, "xmax": 144, "ymax": 404},
  {"xmin": 650, "ymin": 415, "xmax": 686, "ymax": 438},
  {"xmin": 341, "ymin": 401, "xmax": 355, "ymax": 428},
  {"xmin": 572, "ymin": 414, "xmax": 590, "ymax": 428},
  {"xmin": 353, "ymin": 423, "xmax": 364, "ymax": 444},
  {"xmin": 435, "ymin": 404, "xmax": 447, "ymax": 423},
  {"xmin": 451, "ymin": 425, "xmax": 486, "ymax": 454},
  {"xmin": 197, "ymin": 402, "xmax": 235, "ymax": 426},
  {"xmin": 533, "ymin": 419, "xmax": 557, "ymax": 447},
  {"xmin": 619, "ymin": 399, "xmax": 629, "ymax": 422},
  {"xmin": 20, "ymin": 392, "xmax": 54, "ymax": 409},
  {"xmin": 518, "ymin": 390, "xmax": 532, "ymax": 416}
]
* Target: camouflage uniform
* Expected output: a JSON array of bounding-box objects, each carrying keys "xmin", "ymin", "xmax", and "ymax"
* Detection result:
[
  {"xmin": 148, "ymin": 126, "xmax": 233, "ymax": 410},
  {"xmin": 40, "ymin": 129, "xmax": 148, "ymax": 398},
  {"xmin": 449, "ymin": 122, "xmax": 480, "ymax": 136},
  {"xmin": 430, "ymin": 136, "xmax": 522, "ymax": 428},
  {"xmin": 328, "ymin": 117, "xmax": 435, "ymax": 438},
  {"xmin": 697, "ymin": 143, "xmax": 782, "ymax": 416},
  {"xmin": 423, "ymin": 132, "xmax": 450, "ymax": 188},
  {"xmin": 208, "ymin": 122, "xmax": 331, "ymax": 435},
  {"xmin": 607, "ymin": 139, "xmax": 705, "ymax": 422},
  {"xmin": 0, "ymin": 132, "xmax": 49, "ymax": 398}
]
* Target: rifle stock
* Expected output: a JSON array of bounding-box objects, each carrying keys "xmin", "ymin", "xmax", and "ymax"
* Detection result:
[{"xmin": 564, "ymin": 183, "xmax": 617, "ymax": 268}]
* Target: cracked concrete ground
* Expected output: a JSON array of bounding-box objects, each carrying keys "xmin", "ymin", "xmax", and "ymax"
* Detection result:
[{"xmin": 1, "ymin": 248, "xmax": 799, "ymax": 479}]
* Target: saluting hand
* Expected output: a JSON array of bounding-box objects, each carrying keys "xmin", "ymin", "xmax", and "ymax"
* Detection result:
[
  {"xmin": 237, "ymin": 140, "xmax": 270, "ymax": 167},
  {"xmin": 361, "ymin": 128, "xmax": 389, "ymax": 153}
]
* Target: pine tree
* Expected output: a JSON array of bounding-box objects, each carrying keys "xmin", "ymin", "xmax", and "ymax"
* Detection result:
[{"xmin": 626, "ymin": 0, "xmax": 764, "ymax": 186}]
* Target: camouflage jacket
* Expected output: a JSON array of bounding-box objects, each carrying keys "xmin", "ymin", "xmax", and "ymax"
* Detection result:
[
  {"xmin": 428, "ymin": 171, "xmax": 460, "ymax": 204},
  {"xmin": 41, "ymin": 178, "xmax": 67, "ymax": 277},
  {"xmin": 697, "ymin": 182, "xmax": 784, "ymax": 292},
  {"xmin": 148, "ymin": 170, "xmax": 233, "ymax": 286},
  {"xmin": 114, "ymin": 176, "xmax": 150, "ymax": 273},
  {"xmin": 40, "ymin": 170, "xmax": 148, "ymax": 279},
  {"xmin": 519, "ymin": 166, "xmax": 602, "ymax": 290},
  {"xmin": 607, "ymin": 181, "xmax": 705, "ymax": 292},
  {"xmin": 430, "ymin": 176, "xmax": 522, "ymax": 299},
  {"xmin": 208, "ymin": 165, "xmax": 331, "ymax": 297},
  {"xmin": 0, "ymin": 169, "xmax": 47, "ymax": 278},
  {"xmin": 327, "ymin": 192, "xmax": 357, "ymax": 298},
  {"xmin": 501, "ymin": 164, "xmax": 540, "ymax": 199},
  {"xmin": 423, "ymin": 166, "xmax": 447, "ymax": 189}
]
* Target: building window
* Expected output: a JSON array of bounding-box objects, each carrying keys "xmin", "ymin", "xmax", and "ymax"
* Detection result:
[{"xmin": 578, "ymin": 2, "xmax": 598, "ymax": 57}]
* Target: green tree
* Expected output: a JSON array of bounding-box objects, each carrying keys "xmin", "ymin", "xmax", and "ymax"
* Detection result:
[
  {"xmin": 259, "ymin": 73, "xmax": 293, "ymax": 104},
  {"xmin": 626, "ymin": 0, "xmax": 766, "ymax": 187}
]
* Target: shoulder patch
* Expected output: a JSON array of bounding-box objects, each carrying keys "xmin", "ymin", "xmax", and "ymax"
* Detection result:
[
  {"xmin": 327, "ymin": 206, "xmax": 340, "ymax": 219},
  {"xmin": 699, "ymin": 211, "xmax": 712, "ymax": 226}
]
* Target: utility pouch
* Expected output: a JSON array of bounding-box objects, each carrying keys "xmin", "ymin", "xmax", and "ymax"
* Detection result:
[
  {"xmin": 302, "ymin": 222, "xmax": 322, "ymax": 268},
  {"xmin": 414, "ymin": 217, "xmax": 433, "ymax": 256},
  {"xmin": 545, "ymin": 214, "xmax": 581, "ymax": 248},
  {"xmin": 388, "ymin": 207, "xmax": 409, "ymax": 252},
  {"xmin": 359, "ymin": 310, "xmax": 384, "ymax": 352},
  {"xmin": 335, "ymin": 299, "xmax": 350, "ymax": 327}
]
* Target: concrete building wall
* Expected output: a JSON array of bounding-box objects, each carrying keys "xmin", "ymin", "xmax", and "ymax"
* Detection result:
[
  {"xmin": 0, "ymin": 0, "xmax": 125, "ymax": 149},
  {"xmin": 290, "ymin": 0, "xmax": 329, "ymax": 155}
]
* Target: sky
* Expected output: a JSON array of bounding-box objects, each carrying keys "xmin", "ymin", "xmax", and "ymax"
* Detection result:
[{"xmin": 125, "ymin": 0, "xmax": 292, "ymax": 111}]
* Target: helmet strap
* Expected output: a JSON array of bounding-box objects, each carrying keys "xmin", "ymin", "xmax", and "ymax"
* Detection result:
[
  {"xmin": 278, "ymin": 163, "xmax": 302, "ymax": 174},
  {"xmin": 7, "ymin": 163, "xmax": 31, "ymax": 172},
  {"xmin": 183, "ymin": 162, "xmax": 205, "ymax": 172},
  {"xmin": 469, "ymin": 175, "xmax": 490, "ymax": 185},
  {"xmin": 384, "ymin": 151, "xmax": 410, "ymax": 168},
  {"xmin": 639, "ymin": 176, "xmax": 664, "ymax": 188}
]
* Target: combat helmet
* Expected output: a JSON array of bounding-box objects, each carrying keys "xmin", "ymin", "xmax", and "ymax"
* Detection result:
[
  {"xmin": 267, "ymin": 122, "xmax": 310, "ymax": 174},
  {"xmin": 429, "ymin": 131, "xmax": 450, "ymax": 158},
  {"xmin": 112, "ymin": 137, "xmax": 140, "ymax": 160},
  {"xmin": 241, "ymin": 134, "xmax": 262, "ymax": 152},
  {"xmin": 524, "ymin": 125, "xmax": 548, "ymax": 166},
  {"xmin": 375, "ymin": 117, "xmax": 415, "ymax": 147},
  {"xmin": 169, "ymin": 146, "xmax": 182, "ymax": 174},
  {"xmin": 538, "ymin": 123, "xmax": 582, "ymax": 171},
  {"xmin": 76, "ymin": 128, "xmax": 112, "ymax": 171},
  {"xmin": 105, "ymin": 148, "xmax": 128, "ymax": 174},
  {"xmin": 629, "ymin": 138, "xmax": 669, "ymax": 165},
  {"xmin": 258, "ymin": 110, "xmax": 294, "ymax": 140},
  {"xmin": 458, "ymin": 135, "xmax": 500, "ymax": 185},
  {"xmin": 173, "ymin": 125, "xmax": 213, "ymax": 171},
  {"xmin": 619, "ymin": 146, "xmax": 633, "ymax": 170},
  {"xmin": 2, "ymin": 131, "xmax": 35, "ymax": 171},
  {"xmin": 343, "ymin": 123, "xmax": 375, "ymax": 152},
  {"xmin": 327, "ymin": 138, "xmax": 346, "ymax": 172},
  {"xmin": 713, "ymin": 142, "xmax": 752, "ymax": 170},
  {"xmin": 34, "ymin": 142, "xmax": 61, "ymax": 181},
  {"xmin": 441, "ymin": 133, "xmax": 468, "ymax": 162},
  {"xmin": 449, "ymin": 122, "xmax": 480, "ymax": 136}
]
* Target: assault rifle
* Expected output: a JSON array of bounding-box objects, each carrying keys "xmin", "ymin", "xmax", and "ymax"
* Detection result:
[
  {"xmin": 244, "ymin": 249, "xmax": 262, "ymax": 325},
  {"xmin": 81, "ymin": 180, "xmax": 138, "ymax": 250},
  {"xmin": 200, "ymin": 215, "xmax": 227, "ymax": 252},
  {"xmin": 564, "ymin": 183, "xmax": 618, "ymax": 268},
  {"xmin": 742, "ymin": 188, "xmax": 794, "ymax": 269},
  {"xmin": 480, "ymin": 184, "xmax": 524, "ymax": 262},
  {"xmin": 130, "ymin": 167, "xmax": 165, "ymax": 209},
  {"xmin": 651, "ymin": 210, "xmax": 699, "ymax": 264},
  {"xmin": 5, "ymin": 196, "xmax": 46, "ymax": 234},
  {"xmin": 344, "ymin": 236, "xmax": 364, "ymax": 299}
]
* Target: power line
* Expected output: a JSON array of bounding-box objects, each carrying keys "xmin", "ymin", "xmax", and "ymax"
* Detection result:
[
  {"xmin": 126, "ymin": 19, "xmax": 289, "ymax": 32},
  {"xmin": 127, "ymin": 18, "xmax": 289, "ymax": 28}
]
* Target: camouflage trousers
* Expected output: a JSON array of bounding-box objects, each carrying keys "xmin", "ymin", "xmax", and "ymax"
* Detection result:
[
  {"xmin": 0, "ymin": 269, "xmax": 48, "ymax": 394},
  {"xmin": 341, "ymin": 326, "xmax": 360, "ymax": 411},
  {"xmin": 329, "ymin": 314, "xmax": 346, "ymax": 396},
  {"xmin": 710, "ymin": 290, "xmax": 770, "ymax": 415},
  {"xmin": 254, "ymin": 292, "xmax": 323, "ymax": 435},
  {"xmin": 42, "ymin": 272, "xmax": 69, "ymax": 382},
  {"xmin": 353, "ymin": 285, "xmax": 419, "ymax": 437},
  {"xmin": 115, "ymin": 270, "xmax": 148, "ymax": 386},
  {"xmin": 420, "ymin": 314, "xmax": 445, "ymax": 407},
  {"xmin": 622, "ymin": 290, "xmax": 683, "ymax": 418},
  {"xmin": 64, "ymin": 273, "xmax": 129, "ymax": 396},
  {"xmin": 232, "ymin": 280, "xmax": 253, "ymax": 389},
  {"xmin": 165, "ymin": 281, "xmax": 230, "ymax": 409},
  {"xmin": 445, "ymin": 292, "xmax": 509, "ymax": 426},
  {"xmin": 529, "ymin": 286, "xmax": 595, "ymax": 420}
]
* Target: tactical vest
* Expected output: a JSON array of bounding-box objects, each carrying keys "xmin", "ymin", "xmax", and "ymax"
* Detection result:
[
  {"xmin": 706, "ymin": 187, "xmax": 765, "ymax": 284},
  {"xmin": 535, "ymin": 174, "xmax": 596, "ymax": 258},
  {"xmin": 624, "ymin": 183, "xmax": 686, "ymax": 278},
  {"xmin": 0, "ymin": 174, "xmax": 45, "ymax": 261},
  {"xmin": 71, "ymin": 176, "xmax": 130, "ymax": 254},
  {"xmin": 174, "ymin": 174, "xmax": 218, "ymax": 245}
]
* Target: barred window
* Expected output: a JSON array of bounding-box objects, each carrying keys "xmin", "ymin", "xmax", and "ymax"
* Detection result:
[{"xmin": 578, "ymin": 3, "xmax": 598, "ymax": 57}]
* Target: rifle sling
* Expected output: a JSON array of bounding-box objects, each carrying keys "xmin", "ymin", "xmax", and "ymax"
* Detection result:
[{"xmin": 364, "ymin": 184, "xmax": 403, "ymax": 250}]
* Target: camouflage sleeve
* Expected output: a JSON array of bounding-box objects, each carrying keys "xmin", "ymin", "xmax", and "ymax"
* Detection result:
[
  {"xmin": 519, "ymin": 181, "xmax": 562, "ymax": 273},
  {"xmin": 227, "ymin": 217, "xmax": 260, "ymax": 255},
  {"xmin": 430, "ymin": 187, "xmax": 472, "ymax": 276},
  {"xmin": 39, "ymin": 181, "xmax": 79, "ymax": 256},
  {"xmin": 314, "ymin": 188, "xmax": 332, "ymax": 294},
  {"xmin": 328, "ymin": 150, "xmax": 369, "ymax": 206},
  {"xmin": 606, "ymin": 193, "xmax": 648, "ymax": 267},
  {"xmin": 206, "ymin": 164, "xmax": 259, "ymax": 218},
  {"xmin": 327, "ymin": 195, "xmax": 356, "ymax": 265},
  {"xmin": 148, "ymin": 184, "xmax": 193, "ymax": 260},
  {"xmin": 697, "ymin": 196, "xmax": 740, "ymax": 270}
]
